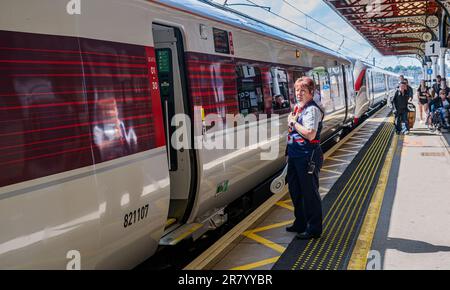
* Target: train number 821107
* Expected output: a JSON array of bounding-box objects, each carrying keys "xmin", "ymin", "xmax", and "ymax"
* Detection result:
[{"xmin": 124, "ymin": 204, "xmax": 150, "ymax": 228}]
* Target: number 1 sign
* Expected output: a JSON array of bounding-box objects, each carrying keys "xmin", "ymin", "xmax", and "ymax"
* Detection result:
[{"xmin": 425, "ymin": 41, "xmax": 440, "ymax": 57}]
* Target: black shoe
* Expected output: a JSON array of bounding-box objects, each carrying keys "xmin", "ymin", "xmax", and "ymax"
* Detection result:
[
  {"xmin": 286, "ymin": 226, "xmax": 303, "ymax": 233},
  {"xmin": 295, "ymin": 232, "xmax": 321, "ymax": 240}
]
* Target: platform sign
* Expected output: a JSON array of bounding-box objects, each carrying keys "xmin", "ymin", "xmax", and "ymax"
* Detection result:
[
  {"xmin": 427, "ymin": 68, "xmax": 433, "ymax": 75},
  {"xmin": 425, "ymin": 41, "xmax": 440, "ymax": 56}
]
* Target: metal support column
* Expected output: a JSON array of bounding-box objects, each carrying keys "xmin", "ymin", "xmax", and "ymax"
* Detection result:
[{"xmin": 440, "ymin": 47, "xmax": 447, "ymax": 79}]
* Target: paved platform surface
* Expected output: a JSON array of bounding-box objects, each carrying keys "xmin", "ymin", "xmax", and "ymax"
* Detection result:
[{"xmin": 370, "ymin": 110, "xmax": 450, "ymax": 270}]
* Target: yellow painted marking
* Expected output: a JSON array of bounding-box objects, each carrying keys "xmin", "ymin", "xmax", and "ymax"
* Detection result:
[
  {"xmin": 230, "ymin": 256, "xmax": 280, "ymax": 270},
  {"xmin": 292, "ymin": 122, "xmax": 391, "ymax": 270},
  {"xmin": 242, "ymin": 232, "xmax": 286, "ymax": 254},
  {"xmin": 275, "ymin": 201, "xmax": 295, "ymax": 211},
  {"xmin": 310, "ymin": 124, "xmax": 392, "ymax": 269},
  {"xmin": 247, "ymin": 219, "xmax": 295, "ymax": 234},
  {"xmin": 170, "ymin": 224, "xmax": 204, "ymax": 245},
  {"xmin": 166, "ymin": 218, "xmax": 177, "ymax": 227},
  {"xmin": 321, "ymin": 168, "xmax": 342, "ymax": 175},
  {"xmin": 321, "ymin": 125, "xmax": 393, "ymax": 270},
  {"xmin": 348, "ymin": 133, "xmax": 398, "ymax": 270}
]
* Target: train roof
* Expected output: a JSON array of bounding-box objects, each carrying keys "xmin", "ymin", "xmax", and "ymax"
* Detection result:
[{"xmin": 154, "ymin": 0, "xmax": 351, "ymax": 64}]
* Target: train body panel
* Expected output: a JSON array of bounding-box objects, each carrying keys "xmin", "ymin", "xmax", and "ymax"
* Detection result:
[{"xmin": 0, "ymin": 0, "xmax": 398, "ymax": 269}]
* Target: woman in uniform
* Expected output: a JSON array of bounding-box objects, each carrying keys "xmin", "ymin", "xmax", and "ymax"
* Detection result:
[{"xmin": 286, "ymin": 77, "xmax": 324, "ymax": 240}]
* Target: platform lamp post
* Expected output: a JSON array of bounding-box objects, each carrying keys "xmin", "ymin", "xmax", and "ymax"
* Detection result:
[{"xmin": 431, "ymin": 56, "xmax": 438, "ymax": 82}]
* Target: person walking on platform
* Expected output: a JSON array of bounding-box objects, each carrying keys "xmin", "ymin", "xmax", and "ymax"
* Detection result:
[
  {"xmin": 393, "ymin": 81, "xmax": 410, "ymax": 135},
  {"xmin": 404, "ymin": 79, "xmax": 413, "ymax": 101},
  {"xmin": 286, "ymin": 77, "xmax": 324, "ymax": 240},
  {"xmin": 432, "ymin": 75, "xmax": 442, "ymax": 98},
  {"xmin": 417, "ymin": 80, "xmax": 430, "ymax": 123}
]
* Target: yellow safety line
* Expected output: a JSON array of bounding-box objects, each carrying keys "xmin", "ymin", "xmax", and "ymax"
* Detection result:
[
  {"xmin": 275, "ymin": 201, "xmax": 295, "ymax": 211},
  {"xmin": 310, "ymin": 123, "xmax": 392, "ymax": 270},
  {"xmin": 242, "ymin": 232, "xmax": 286, "ymax": 254},
  {"xmin": 347, "ymin": 132, "xmax": 398, "ymax": 270},
  {"xmin": 321, "ymin": 123, "xmax": 394, "ymax": 269},
  {"xmin": 292, "ymin": 122, "xmax": 390, "ymax": 270},
  {"xmin": 247, "ymin": 220, "xmax": 295, "ymax": 234},
  {"xmin": 332, "ymin": 126, "xmax": 394, "ymax": 269},
  {"xmin": 230, "ymin": 256, "xmax": 280, "ymax": 270},
  {"xmin": 320, "ymin": 123, "xmax": 394, "ymax": 270}
]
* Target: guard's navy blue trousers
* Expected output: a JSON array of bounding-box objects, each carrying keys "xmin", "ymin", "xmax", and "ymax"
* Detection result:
[{"xmin": 287, "ymin": 149, "xmax": 323, "ymax": 235}]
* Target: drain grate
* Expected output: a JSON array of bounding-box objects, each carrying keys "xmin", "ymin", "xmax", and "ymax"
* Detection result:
[{"xmin": 421, "ymin": 152, "xmax": 446, "ymax": 157}]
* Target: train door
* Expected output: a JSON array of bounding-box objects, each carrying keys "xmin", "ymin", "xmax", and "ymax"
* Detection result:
[{"xmin": 152, "ymin": 24, "xmax": 195, "ymax": 229}]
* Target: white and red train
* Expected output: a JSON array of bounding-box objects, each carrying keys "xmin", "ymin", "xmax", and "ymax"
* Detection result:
[{"xmin": 0, "ymin": 0, "xmax": 399, "ymax": 269}]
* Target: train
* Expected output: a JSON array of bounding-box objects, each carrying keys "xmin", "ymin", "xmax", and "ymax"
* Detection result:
[{"xmin": 0, "ymin": 0, "xmax": 399, "ymax": 269}]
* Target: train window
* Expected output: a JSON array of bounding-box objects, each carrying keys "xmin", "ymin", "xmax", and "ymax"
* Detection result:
[
  {"xmin": 236, "ymin": 65, "xmax": 265, "ymax": 115},
  {"xmin": 310, "ymin": 67, "xmax": 334, "ymax": 113},
  {"xmin": 213, "ymin": 28, "xmax": 230, "ymax": 54},
  {"xmin": 270, "ymin": 68, "xmax": 290, "ymax": 113},
  {"xmin": 345, "ymin": 65, "xmax": 355, "ymax": 107},
  {"xmin": 328, "ymin": 66, "xmax": 345, "ymax": 110}
]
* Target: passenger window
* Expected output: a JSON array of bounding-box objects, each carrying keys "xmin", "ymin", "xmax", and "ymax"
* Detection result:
[
  {"xmin": 328, "ymin": 66, "xmax": 345, "ymax": 110},
  {"xmin": 311, "ymin": 67, "xmax": 334, "ymax": 113},
  {"xmin": 236, "ymin": 65, "xmax": 265, "ymax": 116},
  {"xmin": 271, "ymin": 68, "xmax": 291, "ymax": 113}
]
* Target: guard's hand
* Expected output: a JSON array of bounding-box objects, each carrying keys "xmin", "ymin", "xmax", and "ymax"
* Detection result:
[{"xmin": 288, "ymin": 114, "xmax": 297, "ymax": 126}]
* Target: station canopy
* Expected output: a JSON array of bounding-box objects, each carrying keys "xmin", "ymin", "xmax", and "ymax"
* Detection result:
[{"xmin": 325, "ymin": 0, "xmax": 450, "ymax": 61}]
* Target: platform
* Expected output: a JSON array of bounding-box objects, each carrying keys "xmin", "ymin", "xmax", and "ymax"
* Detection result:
[
  {"xmin": 185, "ymin": 106, "xmax": 394, "ymax": 270},
  {"xmin": 366, "ymin": 114, "xmax": 450, "ymax": 270},
  {"xmin": 185, "ymin": 103, "xmax": 450, "ymax": 271}
]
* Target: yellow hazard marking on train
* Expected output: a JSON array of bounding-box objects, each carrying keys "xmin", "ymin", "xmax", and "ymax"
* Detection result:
[
  {"xmin": 230, "ymin": 256, "xmax": 280, "ymax": 270},
  {"xmin": 347, "ymin": 132, "xmax": 398, "ymax": 270}
]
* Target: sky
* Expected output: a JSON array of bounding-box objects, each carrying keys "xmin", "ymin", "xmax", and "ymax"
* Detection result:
[{"xmin": 211, "ymin": 0, "xmax": 423, "ymax": 68}]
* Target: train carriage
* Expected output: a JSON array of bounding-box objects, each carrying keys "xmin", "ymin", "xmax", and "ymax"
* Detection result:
[{"xmin": 0, "ymin": 0, "xmax": 398, "ymax": 269}]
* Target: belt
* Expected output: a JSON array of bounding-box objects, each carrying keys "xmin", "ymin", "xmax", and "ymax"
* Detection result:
[{"xmin": 289, "ymin": 135, "xmax": 320, "ymax": 144}]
